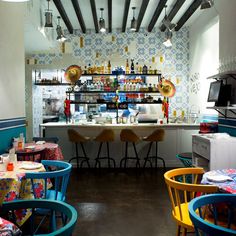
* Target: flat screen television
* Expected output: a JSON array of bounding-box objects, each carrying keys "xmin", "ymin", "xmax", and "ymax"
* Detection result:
[{"xmin": 207, "ymin": 81, "xmax": 222, "ymax": 102}]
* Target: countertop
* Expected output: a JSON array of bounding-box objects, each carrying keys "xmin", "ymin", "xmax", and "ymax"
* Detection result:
[{"xmin": 41, "ymin": 122, "xmax": 200, "ymax": 128}]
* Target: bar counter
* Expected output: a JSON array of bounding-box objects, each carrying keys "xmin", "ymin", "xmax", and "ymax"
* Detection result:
[{"xmin": 41, "ymin": 122, "xmax": 199, "ymax": 167}]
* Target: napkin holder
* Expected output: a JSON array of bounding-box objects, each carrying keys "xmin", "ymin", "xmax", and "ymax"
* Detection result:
[{"xmin": 0, "ymin": 154, "xmax": 10, "ymax": 171}]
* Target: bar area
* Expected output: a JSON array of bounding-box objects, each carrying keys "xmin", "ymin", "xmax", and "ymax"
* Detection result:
[{"xmin": 1, "ymin": 0, "xmax": 236, "ymax": 235}]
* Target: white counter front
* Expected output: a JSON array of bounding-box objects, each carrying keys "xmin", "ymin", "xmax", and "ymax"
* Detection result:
[{"xmin": 41, "ymin": 122, "xmax": 199, "ymax": 167}]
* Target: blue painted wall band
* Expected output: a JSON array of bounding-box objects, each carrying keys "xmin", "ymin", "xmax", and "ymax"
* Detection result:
[{"xmin": 0, "ymin": 117, "xmax": 25, "ymax": 130}]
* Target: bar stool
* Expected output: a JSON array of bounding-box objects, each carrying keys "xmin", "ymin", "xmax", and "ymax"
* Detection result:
[
  {"xmin": 67, "ymin": 129, "xmax": 90, "ymax": 168},
  {"xmin": 120, "ymin": 129, "xmax": 140, "ymax": 168},
  {"xmin": 143, "ymin": 129, "xmax": 166, "ymax": 170},
  {"xmin": 94, "ymin": 129, "xmax": 116, "ymax": 168}
]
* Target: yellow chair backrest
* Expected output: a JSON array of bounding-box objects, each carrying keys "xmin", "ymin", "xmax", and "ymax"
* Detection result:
[{"xmin": 164, "ymin": 168, "xmax": 218, "ymax": 222}]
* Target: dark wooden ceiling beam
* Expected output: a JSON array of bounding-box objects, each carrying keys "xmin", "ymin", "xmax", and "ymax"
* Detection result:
[
  {"xmin": 122, "ymin": 0, "xmax": 131, "ymax": 32},
  {"xmin": 90, "ymin": 0, "xmax": 99, "ymax": 33},
  {"xmin": 175, "ymin": 0, "xmax": 201, "ymax": 31},
  {"xmin": 108, "ymin": 0, "xmax": 112, "ymax": 33},
  {"xmin": 148, "ymin": 0, "xmax": 167, "ymax": 32},
  {"xmin": 136, "ymin": 0, "xmax": 150, "ymax": 32},
  {"xmin": 53, "ymin": 0, "xmax": 73, "ymax": 34},
  {"xmin": 71, "ymin": 0, "xmax": 86, "ymax": 34},
  {"xmin": 160, "ymin": 0, "xmax": 186, "ymax": 32}
]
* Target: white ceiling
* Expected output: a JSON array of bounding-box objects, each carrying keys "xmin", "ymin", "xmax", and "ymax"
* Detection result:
[{"xmin": 24, "ymin": 0, "xmax": 203, "ymax": 54}]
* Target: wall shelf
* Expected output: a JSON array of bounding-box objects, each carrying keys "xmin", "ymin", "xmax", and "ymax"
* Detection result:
[{"xmin": 207, "ymin": 71, "xmax": 236, "ymax": 80}]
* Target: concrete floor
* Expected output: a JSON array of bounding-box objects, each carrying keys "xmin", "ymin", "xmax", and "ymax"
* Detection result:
[{"xmin": 67, "ymin": 168, "xmax": 177, "ymax": 236}]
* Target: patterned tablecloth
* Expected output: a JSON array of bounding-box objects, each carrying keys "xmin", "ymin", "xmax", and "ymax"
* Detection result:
[
  {"xmin": 201, "ymin": 169, "xmax": 236, "ymax": 193},
  {"xmin": 21, "ymin": 142, "xmax": 64, "ymax": 161},
  {"xmin": 0, "ymin": 161, "xmax": 52, "ymax": 226}
]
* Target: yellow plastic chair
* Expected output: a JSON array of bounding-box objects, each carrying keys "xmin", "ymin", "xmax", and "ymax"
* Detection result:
[{"xmin": 164, "ymin": 168, "xmax": 218, "ymax": 236}]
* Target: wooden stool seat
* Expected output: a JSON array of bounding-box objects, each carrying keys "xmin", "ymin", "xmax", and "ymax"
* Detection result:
[
  {"xmin": 143, "ymin": 129, "xmax": 166, "ymax": 170},
  {"xmin": 120, "ymin": 129, "xmax": 140, "ymax": 168},
  {"xmin": 67, "ymin": 129, "xmax": 90, "ymax": 168},
  {"xmin": 94, "ymin": 129, "xmax": 116, "ymax": 168}
]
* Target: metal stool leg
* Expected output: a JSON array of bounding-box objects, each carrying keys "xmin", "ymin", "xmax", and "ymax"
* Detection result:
[
  {"xmin": 143, "ymin": 142, "xmax": 153, "ymax": 168},
  {"xmin": 95, "ymin": 142, "xmax": 103, "ymax": 168},
  {"xmin": 133, "ymin": 142, "xmax": 140, "ymax": 168},
  {"xmin": 80, "ymin": 143, "xmax": 90, "ymax": 168},
  {"xmin": 155, "ymin": 141, "xmax": 166, "ymax": 170},
  {"xmin": 75, "ymin": 143, "xmax": 79, "ymax": 168},
  {"xmin": 106, "ymin": 142, "xmax": 111, "ymax": 168}
]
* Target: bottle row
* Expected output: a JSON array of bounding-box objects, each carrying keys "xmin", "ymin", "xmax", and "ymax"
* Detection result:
[
  {"xmin": 83, "ymin": 59, "xmax": 161, "ymax": 75},
  {"xmin": 70, "ymin": 81, "xmax": 160, "ymax": 92}
]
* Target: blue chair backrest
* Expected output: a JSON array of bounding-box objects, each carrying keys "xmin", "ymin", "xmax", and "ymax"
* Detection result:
[
  {"xmin": 26, "ymin": 160, "xmax": 72, "ymax": 201},
  {"xmin": 33, "ymin": 137, "xmax": 59, "ymax": 144},
  {"xmin": 1, "ymin": 199, "xmax": 77, "ymax": 235},
  {"xmin": 188, "ymin": 194, "xmax": 236, "ymax": 236}
]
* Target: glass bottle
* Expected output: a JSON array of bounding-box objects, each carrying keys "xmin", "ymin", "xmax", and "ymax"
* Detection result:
[
  {"xmin": 142, "ymin": 65, "xmax": 148, "ymax": 74},
  {"xmin": 130, "ymin": 59, "xmax": 134, "ymax": 74},
  {"xmin": 135, "ymin": 62, "xmax": 139, "ymax": 74},
  {"xmin": 83, "ymin": 66, "xmax": 87, "ymax": 75},
  {"xmin": 126, "ymin": 59, "xmax": 129, "ymax": 74},
  {"xmin": 107, "ymin": 60, "xmax": 111, "ymax": 74}
]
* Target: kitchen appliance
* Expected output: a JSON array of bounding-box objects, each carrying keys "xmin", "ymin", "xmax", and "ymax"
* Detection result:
[{"xmin": 192, "ymin": 133, "xmax": 236, "ymax": 171}]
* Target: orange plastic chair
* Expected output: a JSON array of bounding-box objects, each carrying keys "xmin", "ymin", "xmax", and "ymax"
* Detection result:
[{"xmin": 164, "ymin": 168, "xmax": 218, "ymax": 236}]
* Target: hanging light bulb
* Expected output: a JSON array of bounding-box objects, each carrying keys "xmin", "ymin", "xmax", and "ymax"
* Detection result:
[
  {"xmin": 45, "ymin": 0, "xmax": 53, "ymax": 28},
  {"xmin": 56, "ymin": 16, "xmax": 67, "ymax": 42},
  {"xmin": 162, "ymin": 5, "xmax": 176, "ymax": 31},
  {"xmin": 99, "ymin": 8, "xmax": 106, "ymax": 33},
  {"xmin": 163, "ymin": 30, "xmax": 172, "ymax": 48},
  {"xmin": 130, "ymin": 7, "xmax": 137, "ymax": 31}
]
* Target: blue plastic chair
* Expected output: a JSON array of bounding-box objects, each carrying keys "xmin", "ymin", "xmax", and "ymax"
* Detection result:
[
  {"xmin": 26, "ymin": 160, "xmax": 72, "ymax": 202},
  {"xmin": 188, "ymin": 194, "xmax": 236, "ymax": 236},
  {"xmin": 0, "ymin": 199, "xmax": 77, "ymax": 236}
]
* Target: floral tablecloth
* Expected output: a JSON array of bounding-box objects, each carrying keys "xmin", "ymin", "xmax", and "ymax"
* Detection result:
[
  {"xmin": 201, "ymin": 169, "xmax": 236, "ymax": 193},
  {"xmin": 18, "ymin": 142, "xmax": 64, "ymax": 162},
  {"xmin": 0, "ymin": 161, "xmax": 51, "ymax": 226}
]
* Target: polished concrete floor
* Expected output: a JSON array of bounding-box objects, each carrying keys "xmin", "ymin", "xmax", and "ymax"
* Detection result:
[{"xmin": 67, "ymin": 168, "xmax": 177, "ymax": 236}]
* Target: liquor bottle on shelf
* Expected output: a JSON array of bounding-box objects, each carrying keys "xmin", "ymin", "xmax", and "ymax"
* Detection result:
[
  {"xmin": 142, "ymin": 64, "xmax": 148, "ymax": 74},
  {"xmin": 83, "ymin": 66, "xmax": 88, "ymax": 74},
  {"xmin": 135, "ymin": 62, "xmax": 139, "ymax": 74},
  {"xmin": 125, "ymin": 59, "xmax": 129, "ymax": 74},
  {"xmin": 130, "ymin": 59, "xmax": 134, "ymax": 74},
  {"xmin": 107, "ymin": 60, "xmax": 111, "ymax": 74},
  {"xmin": 88, "ymin": 64, "xmax": 92, "ymax": 74}
]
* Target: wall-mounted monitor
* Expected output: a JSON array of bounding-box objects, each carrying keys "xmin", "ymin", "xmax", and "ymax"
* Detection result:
[
  {"xmin": 207, "ymin": 80, "xmax": 231, "ymax": 106},
  {"xmin": 207, "ymin": 81, "xmax": 222, "ymax": 102}
]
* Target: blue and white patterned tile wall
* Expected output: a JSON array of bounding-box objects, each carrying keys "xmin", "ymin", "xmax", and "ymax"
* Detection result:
[{"xmin": 29, "ymin": 27, "xmax": 190, "ymax": 132}]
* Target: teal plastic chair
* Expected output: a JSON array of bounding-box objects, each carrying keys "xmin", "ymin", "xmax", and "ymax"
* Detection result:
[
  {"xmin": 0, "ymin": 199, "xmax": 77, "ymax": 236},
  {"xmin": 26, "ymin": 160, "xmax": 72, "ymax": 202},
  {"xmin": 188, "ymin": 194, "xmax": 236, "ymax": 236}
]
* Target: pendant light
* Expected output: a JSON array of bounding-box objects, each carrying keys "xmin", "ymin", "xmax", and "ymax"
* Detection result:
[
  {"xmin": 130, "ymin": 7, "xmax": 137, "ymax": 31},
  {"xmin": 163, "ymin": 29, "xmax": 172, "ymax": 48},
  {"xmin": 99, "ymin": 8, "xmax": 106, "ymax": 33},
  {"xmin": 162, "ymin": 5, "xmax": 176, "ymax": 31},
  {"xmin": 200, "ymin": 0, "xmax": 214, "ymax": 9},
  {"xmin": 45, "ymin": 0, "xmax": 53, "ymax": 28},
  {"xmin": 56, "ymin": 16, "xmax": 67, "ymax": 42}
]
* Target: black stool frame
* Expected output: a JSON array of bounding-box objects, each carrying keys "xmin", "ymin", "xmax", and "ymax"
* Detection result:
[
  {"xmin": 69, "ymin": 142, "xmax": 90, "ymax": 168},
  {"xmin": 95, "ymin": 142, "xmax": 116, "ymax": 168},
  {"xmin": 143, "ymin": 141, "xmax": 166, "ymax": 170},
  {"xmin": 120, "ymin": 142, "xmax": 140, "ymax": 168}
]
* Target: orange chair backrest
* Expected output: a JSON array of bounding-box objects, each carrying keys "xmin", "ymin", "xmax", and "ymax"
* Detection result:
[
  {"xmin": 145, "ymin": 129, "xmax": 165, "ymax": 142},
  {"xmin": 120, "ymin": 129, "xmax": 140, "ymax": 142},
  {"xmin": 94, "ymin": 129, "xmax": 115, "ymax": 142}
]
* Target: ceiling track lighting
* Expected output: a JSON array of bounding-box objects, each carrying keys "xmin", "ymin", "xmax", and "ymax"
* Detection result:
[
  {"xmin": 45, "ymin": 0, "xmax": 53, "ymax": 28},
  {"xmin": 200, "ymin": 0, "xmax": 214, "ymax": 9},
  {"xmin": 162, "ymin": 5, "xmax": 176, "ymax": 32},
  {"xmin": 163, "ymin": 29, "xmax": 172, "ymax": 48},
  {"xmin": 130, "ymin": 7, "xmax": 137, "ymax": 32},
  {"xmin": 99, "ymin": 8, "xmax": 106, "ymax": 33},
  {"xmin": 56, "ymin": 16, "xmax": 67, "ymax": 42}
]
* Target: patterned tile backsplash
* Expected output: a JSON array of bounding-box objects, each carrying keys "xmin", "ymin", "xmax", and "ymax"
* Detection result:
[{"xmin": 27, "ymin": 27, "xmax": 190, "ymax": 136}]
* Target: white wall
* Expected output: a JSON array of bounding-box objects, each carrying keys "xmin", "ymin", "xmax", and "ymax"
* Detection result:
[
  {"xmin": 189, "ymin": 8, "xmax": 219, "ymax": 115},
  {"xmin": 0, "ymin": 2, "xmax": 25, "ymax": 119}
]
